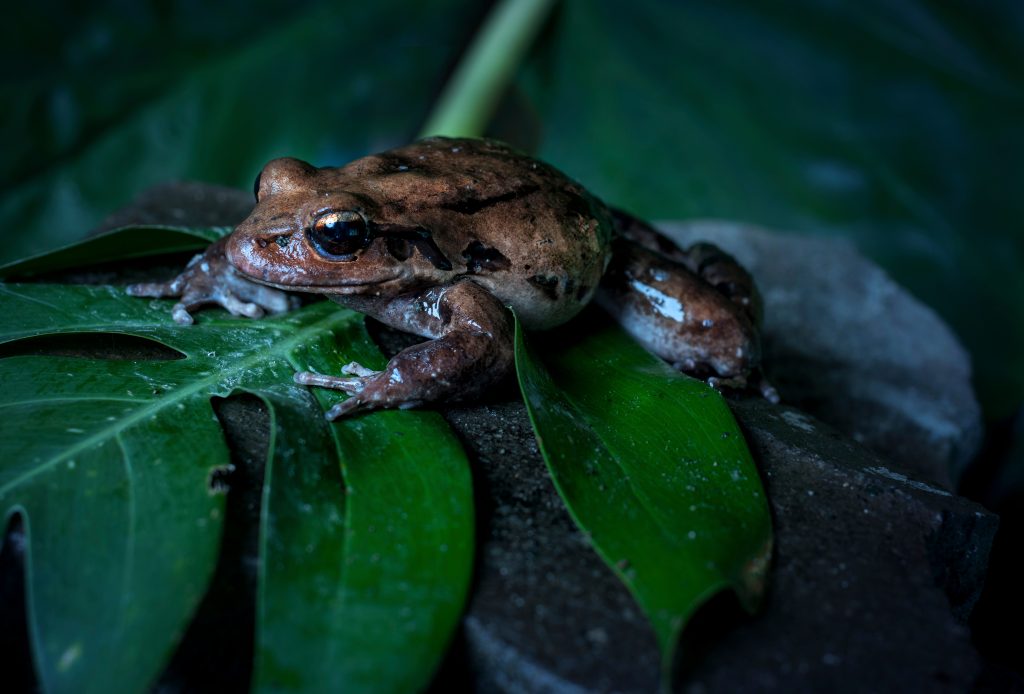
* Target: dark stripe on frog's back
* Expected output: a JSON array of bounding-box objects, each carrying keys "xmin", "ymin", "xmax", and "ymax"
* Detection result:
[
  {"xmin": 438, "ymin": 184, "xmax": 541, "ymax": 215},
  {"xmin": 366, "ymin": 138, "xmax": 611, "ymax": 226}
]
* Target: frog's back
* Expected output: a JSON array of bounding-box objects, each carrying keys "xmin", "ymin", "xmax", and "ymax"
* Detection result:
[{"xmin": 339, "ymin": 137, "xmax": 615, "ymax": 329}]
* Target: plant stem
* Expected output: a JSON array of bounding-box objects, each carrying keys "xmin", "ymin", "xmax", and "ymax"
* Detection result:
[{"xmin": 419, "ymin": 0, "xmax": 557, "ymax": 139}]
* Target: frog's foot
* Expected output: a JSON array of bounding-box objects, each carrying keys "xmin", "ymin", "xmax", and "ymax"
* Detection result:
[
  {"xmin": 126, "ymin": 238, "xmax": 297, "ymax": 324},
  {"xmin": 294, "ymin": 281, "xmax": 514, "ymax": 420},
  {"xmin": 750, "ymin": 369, "xmax": 781, "ymax": 404},
  {"xmin": 294, "ymin": 362, "xmax": 380, "ymax": 393},
  {"xmin": 294, "ymin": 362, "xmax": 378, "ymax": 388},
  {"xmin": 294, "ymin": 364, "xmax": 421, "ymax": 420}
]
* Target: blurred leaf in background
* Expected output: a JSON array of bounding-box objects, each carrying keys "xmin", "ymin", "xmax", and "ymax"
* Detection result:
[
  {"xmin": 0, "ymin": 0, "xmax": 486, "ymax": 264},
  {"xmin": 510, "ymin": 0, "xmax": 1024, "ymax": 423}
]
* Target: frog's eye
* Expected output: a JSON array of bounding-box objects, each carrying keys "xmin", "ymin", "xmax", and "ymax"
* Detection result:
[
  {"xmin": 308, "ymin": 210, "xmax": 370, "ymax": 260},
  {"xmin": 253, "ymin": 172, "xmax": 262, "ymax": 202}
]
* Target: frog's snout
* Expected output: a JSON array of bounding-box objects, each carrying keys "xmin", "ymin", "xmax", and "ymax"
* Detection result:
[{"xmin": 224, "ymin": 230, "xmax": 269, "ymax": 281}]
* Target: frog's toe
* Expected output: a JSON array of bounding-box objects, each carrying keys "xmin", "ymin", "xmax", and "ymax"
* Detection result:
[
  {"xmin": 126, "ymin": 279, "xmax": 182, "ymax": 298},
  {"xmin": 294, "ymin": 370, "xmax": 366, "ymax": 394},
  {"xmin": 324, "ymin": 396, "xmax": 368, "ymax": 420},
  {"xmin": 217, "ymin": 291, "xmax": 265, "ymax": 319},
  {"xmin": 170, "ymin": 288, "xmax": 256, "ymax": 322},
  {"xmin": 171, "ymin": 302, "xmax": 195, "ymax": 325},
  {"xmin": 340, "ymin": 362, "xmax": 379, "ymax": 378},
  {"xmin": 232, "ymin": 280, "xmax": 296, "ymax": 315}
]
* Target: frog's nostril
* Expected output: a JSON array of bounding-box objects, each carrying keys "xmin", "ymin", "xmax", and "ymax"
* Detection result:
[{"xmin": 256, "ymin": 238, "xmax": 268, "ymax": 249}]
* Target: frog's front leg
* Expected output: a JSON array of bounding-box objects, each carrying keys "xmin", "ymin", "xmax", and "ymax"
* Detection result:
[
  {"xmin": 295, "ymin": 280, "xmax": 513, "ymax": 419},
  {"xmin": 126, "ymin": 237, "xmax": 296, "ymax": 324}
]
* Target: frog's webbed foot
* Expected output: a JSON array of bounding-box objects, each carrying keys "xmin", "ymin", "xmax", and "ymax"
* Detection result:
[
  {"xmin": 126, "ymin": 237, "xmax": 298, "ymax": 324},
  {"xmin": 295, "ymin": 282, "xmax": 513, "ymax": 420}
]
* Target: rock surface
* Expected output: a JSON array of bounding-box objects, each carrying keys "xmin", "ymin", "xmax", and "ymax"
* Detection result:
[
  {"xmin": 8, "ymin": 183, "xmax": 990, "ymax": 692},
  {"xmin": 663, "ymin": 220, "xmax": 983, "ymax": 490},
  {"xmin": 96, "ymin": 181, "xmax": 256, "ymax": 233},
  {"xmin": 436, "ymin": 398, "xmax": 996, "ymax": 693}
]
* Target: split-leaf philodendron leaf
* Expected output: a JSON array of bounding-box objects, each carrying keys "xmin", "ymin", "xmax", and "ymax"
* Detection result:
[{"xmin": 0, "ymin": 275, "xmax": 473, "ymax": 694}]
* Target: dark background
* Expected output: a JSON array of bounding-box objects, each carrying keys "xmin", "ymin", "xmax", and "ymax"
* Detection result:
[{"xmin": 3, "ymin": 0, "xmax": 1022, "ymax": 684}]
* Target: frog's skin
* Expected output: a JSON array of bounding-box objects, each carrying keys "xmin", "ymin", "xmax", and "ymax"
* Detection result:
[{"xmin": 128, "ymin": 137, "xmax": 774, "ymax": 418}]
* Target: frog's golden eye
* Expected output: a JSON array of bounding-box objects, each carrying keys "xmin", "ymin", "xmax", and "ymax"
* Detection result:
[{"xmin": 308, "ymin": 210, "xmax": 370, "ymax": 260}]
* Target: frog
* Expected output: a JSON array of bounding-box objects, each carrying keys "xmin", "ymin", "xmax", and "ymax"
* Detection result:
[{"xmin": 127, "ymin": 137, "xmax": 775, "ymax": 419}]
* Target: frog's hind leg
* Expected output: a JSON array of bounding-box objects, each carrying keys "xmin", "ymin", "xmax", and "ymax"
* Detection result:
[
  {"xmin": 596, "ymin": 237, "xmax": 775, "ymax": 400},
  {"xmin": 610, "ymin": 209, "xmax": 763, "ymax": 328}
]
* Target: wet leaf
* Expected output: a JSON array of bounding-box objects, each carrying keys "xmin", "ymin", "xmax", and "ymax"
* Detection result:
[
  {"xmin": 514, "ymin": 310, "xmax": 773, "ymax": 677},
  {"xmin": 0, "ymin": 284, "xmax": 472, "ymax": 693}
]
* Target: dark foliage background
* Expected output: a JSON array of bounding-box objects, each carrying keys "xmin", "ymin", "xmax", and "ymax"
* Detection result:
[{"xmin": 3, "ymin": 0, "xmax": 1022, "ymax": 681}]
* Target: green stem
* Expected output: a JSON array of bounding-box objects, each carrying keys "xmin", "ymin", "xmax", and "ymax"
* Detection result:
[{"xmin": 419, "ymin": 0, "xmax": 558, "ymax": 138}]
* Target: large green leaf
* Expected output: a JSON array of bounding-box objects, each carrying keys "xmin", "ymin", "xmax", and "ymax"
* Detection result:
[
  {"xmin": 514, "ymin": 310, "xmax": 773, "ymax": 678},
  {"xmin": 0, "ymin": 0, "xmax": 486, "ymax": 265},
  {"xmin": 0, "ymin": 284, "xmax": 472, "ymax": 693},
  {"xmin": 516, "ymin": 0, "xmax": 1024, "ymax": 418}
]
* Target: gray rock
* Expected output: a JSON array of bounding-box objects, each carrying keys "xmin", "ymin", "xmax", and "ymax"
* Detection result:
[
  {"xmin": 661, "ymin": 220, "xmax": 983, "ymax": 490},
  {"xmin": 441, "ymin": 398, "xmax": 996, "ymax": 694},
  {"xmin": 684, "ymin": 399, "xmax": 995, "ymax": 693},
  {"xmin": 96, "ymin": 181, "xmax": 255, "ymax": 233},
  {"xmin": 440, "ymin": 402, "xmax": 659, "ymax": 693}
]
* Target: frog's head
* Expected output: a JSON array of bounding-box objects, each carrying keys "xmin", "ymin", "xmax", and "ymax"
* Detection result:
[{"xmin": 226, "ymin": 157, "xmax": 454, "ymax": 294}]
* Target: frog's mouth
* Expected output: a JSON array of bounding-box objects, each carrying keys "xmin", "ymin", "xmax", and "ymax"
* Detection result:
[
  {"xmin": 241, "ymin": 273, "xmax": 405, "ymax": 294},
  {"xmin": 231, "ymin": 262, "xmax": 405, "ymax": 294}
]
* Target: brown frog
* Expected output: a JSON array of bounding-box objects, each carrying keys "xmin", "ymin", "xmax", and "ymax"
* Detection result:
[{"xmin": 128, "ymin": 137, "xmax": 774, "ymax": 418}]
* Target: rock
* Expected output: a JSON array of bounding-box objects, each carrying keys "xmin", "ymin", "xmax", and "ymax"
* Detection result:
[
  {"xmin": 439, "ymin": 397, "xmax": 996, "ymax": 693},
  {"xmin": 440, "ymin": 402, "xmax": 660, "ymax": 693},
  {"xmin": 661, "ymin": 221, "xmax": 983, "ymax": 490},
  {"xmin": 96, "ymin": 181, "xmax": 256, "ymax": 233},
  {"xmin": 683, "ymin": 399, "xmax": 995, "ymax": 692}
]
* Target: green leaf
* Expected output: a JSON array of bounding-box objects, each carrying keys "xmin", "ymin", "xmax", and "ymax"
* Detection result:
[
  {"xmin": 0, "ymin": 0, "xmax": 484, "ymax": 266},
  {"xmin": 514, "ymin": 310, "xmax": 773, "ymax": 678},
  {"xmin": 255, "ymin": 331, "xmax": 474, "ymax": 693},
  {"xmin": 0, "ymin": 284, "xmax": 472, "ymax": 693},
  {"xmin": 0, "ymin": 225, "xmax": 227, "ymax": 279},
  {"xmin": 516, "ymin": 0, "xmax": 1024, "ymax": 418}
]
